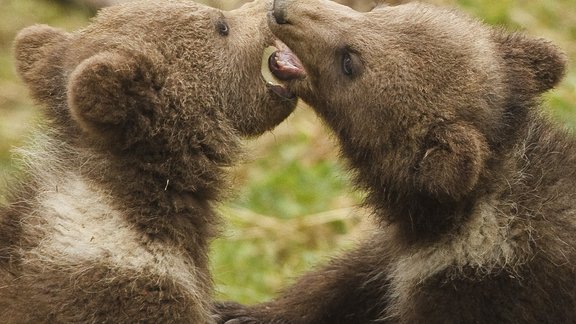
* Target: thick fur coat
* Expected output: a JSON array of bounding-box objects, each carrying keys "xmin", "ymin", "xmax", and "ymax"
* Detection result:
[
  {"xmin": 216, "ymin": 1, "xmax": 576, "ymax": 323},
  {"xmin": 0, "ymin": 0, "xmax": 296, "ymax": 322}
]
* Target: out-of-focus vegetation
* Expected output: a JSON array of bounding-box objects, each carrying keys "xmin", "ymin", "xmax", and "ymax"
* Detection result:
[{"xmin": 0, "ymin": 0, "xmax": 574, "ymax": 304}]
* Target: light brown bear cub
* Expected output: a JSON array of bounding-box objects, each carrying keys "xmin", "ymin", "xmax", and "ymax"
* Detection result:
[
  {"xmin": 216, "ymin": 0, "xmax": 576, "ymax": 323},
  {"xmin": 0, "ymin": 0, "xmax": 296, "ymax": 322}
]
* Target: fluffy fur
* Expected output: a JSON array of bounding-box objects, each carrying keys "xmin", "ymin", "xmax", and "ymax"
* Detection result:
[
  {"xmin": 0, "ymin": 0, "xmax": 296, "ymax": 322},
  {"xmin": 215, "ymin": 1, "xmax": 576, "ymax": 323}
]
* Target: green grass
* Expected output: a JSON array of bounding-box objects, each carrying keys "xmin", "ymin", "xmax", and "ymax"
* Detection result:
[
  {"xmin": 0, "ymin": 0, "xmax": 575, "ymax": 305},
  {"xmin": 212, "ymin": 111, "xmax": 363, "ymax": 303}
]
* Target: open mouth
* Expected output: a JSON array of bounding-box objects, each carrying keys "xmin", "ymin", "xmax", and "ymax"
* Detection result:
[{"xmin": 261, "ymin": 40, "xmax": 306, "ymax": 99}]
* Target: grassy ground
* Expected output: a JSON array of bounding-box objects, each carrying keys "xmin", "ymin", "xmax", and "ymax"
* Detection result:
[{"xmin": 0, "ymin": 0, "xmax": 574, "ymax": 305}]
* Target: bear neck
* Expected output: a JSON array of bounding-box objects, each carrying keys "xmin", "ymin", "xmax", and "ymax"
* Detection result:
[
  {"xmin": 26, "ymin": 129, "xmax": 239, "ymax": 258},
  {"xmin": 342, "ymin": 109, "xmax": 576, "ymax": 246},
  {"xmin": 91, "ymin": 145, "xmax": 235, "ymax": 248}
]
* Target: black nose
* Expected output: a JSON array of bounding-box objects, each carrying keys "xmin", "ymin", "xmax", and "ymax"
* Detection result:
[{"xmin": 273, "ymin": 0, "xmax": 288, "ymax": 24}]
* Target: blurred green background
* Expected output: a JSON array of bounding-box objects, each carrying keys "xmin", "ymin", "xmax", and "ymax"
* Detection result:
[{"xmin": 0, "ymin": 0, "xmax": 574, "ymax": 304}]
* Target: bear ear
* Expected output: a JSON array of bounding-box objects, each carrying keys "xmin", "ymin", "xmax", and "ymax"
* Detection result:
[
  {"xmin": 67, "ymin": 50, "xmax": 165, "ymax": 147},
  {"xmin": 14, "ymin": 24, "xmax": 69, "ymax": 105},
  {"xmin": 414, "ymin": 123, "xmax": 489, "ymax": 201},
  {"xmin": 493, "ymin": 31, "xmax": 567, "ymax": 95}
]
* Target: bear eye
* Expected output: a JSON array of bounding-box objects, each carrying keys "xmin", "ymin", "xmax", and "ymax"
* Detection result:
[
  {"xmin": 216, "ymin": 20, "xmax": 229, "ymax": 36},
  {"xmin": 342, "ymin": 52, "xmax": 353, "ymax": 76}
]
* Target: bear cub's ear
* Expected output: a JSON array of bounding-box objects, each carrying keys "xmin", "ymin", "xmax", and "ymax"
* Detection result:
[
  {"xmin": 494, "ymin": 31, "xmax": 567, "ymax": 96},
  {"xmin": 67, "ymin": 51, "xmax": 166, "ymax": 147},
  {"xmin": 414, "ymin": 123, "xmax": 489, "ymax": 201},
  {"xmin": 14, "ymin": 25, "xmax": 69, "ymax": 105}
]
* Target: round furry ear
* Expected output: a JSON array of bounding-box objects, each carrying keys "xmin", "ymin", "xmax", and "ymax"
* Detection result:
[
  {"xmin": 414, "ymin": 123, "xmax": 489, "ymax": 201},
  {"xmin": 67, "ymin": 51, "xmax": 165, "ymax": 147},
  {"xmin": 493, "ymin": 31, "xmax": 567, "ymax": 96},
  {"xmin": 14, "ymin": 24, "xmax": 69, "ymax": 106}
]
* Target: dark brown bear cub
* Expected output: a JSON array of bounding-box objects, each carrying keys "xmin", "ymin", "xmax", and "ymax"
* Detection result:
[
  {"xmin": 216, "ymin": 1, "xmax": 576, "ymax": 323},
  {"xmin": 0, "ymin": 0, "xmax": 297, "ymax": 322}
]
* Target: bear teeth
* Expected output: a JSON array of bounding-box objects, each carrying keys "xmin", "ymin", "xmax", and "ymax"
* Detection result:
[
  {"xmin": 261, "ymin": 46, "xmax": 283, "ymax": 86},
  {"xmin": 269, "ymin": 48, "xmax": 306, "ymax": 81}
]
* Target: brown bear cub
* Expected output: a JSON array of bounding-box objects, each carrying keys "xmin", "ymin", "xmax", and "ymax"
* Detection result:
[
  {"xmin": 216, "ymin": 1, "xmax": 576, "ymax": 323},
  {"xmin": 0, "ymin": 0, "xmax": 297, "ymax": 322}
]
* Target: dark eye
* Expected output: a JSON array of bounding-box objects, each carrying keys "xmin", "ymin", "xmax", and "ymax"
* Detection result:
[
  {"xmin": 216, "ymin": 20, "xmax": 229, "ymax": 36},
  {"xmin": 342, "ymin": 52, "xmax": 353, "ymax": 76}
]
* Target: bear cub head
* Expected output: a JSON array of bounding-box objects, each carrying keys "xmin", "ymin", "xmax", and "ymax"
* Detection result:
[
  {"xmin": 267, "ymin": 0, "xmax": 566, "ymax": 240},
  {"xmin": 14, "ymin": 0, "xmax": 296, "ymax": 161}
]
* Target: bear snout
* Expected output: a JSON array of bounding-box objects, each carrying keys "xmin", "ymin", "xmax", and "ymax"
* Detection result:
[{"xmin": 272, "ymin": 0, "xmax": 289, "ymax": 24}]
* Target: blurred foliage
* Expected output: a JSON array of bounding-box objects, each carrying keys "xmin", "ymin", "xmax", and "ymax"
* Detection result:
[{"xmin": 0, "ymin": 0, "xmax": 574, "ymax": 305}]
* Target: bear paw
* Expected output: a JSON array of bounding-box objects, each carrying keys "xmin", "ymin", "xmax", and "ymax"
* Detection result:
[{"xmin": 212, "ymin": 301, "xmax": 262, "ymax": 324}]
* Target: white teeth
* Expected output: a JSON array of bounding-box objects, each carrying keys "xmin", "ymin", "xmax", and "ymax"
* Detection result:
[{"xmin": 261, "ymin": 46, "xmax": 282, "ymax": 86}]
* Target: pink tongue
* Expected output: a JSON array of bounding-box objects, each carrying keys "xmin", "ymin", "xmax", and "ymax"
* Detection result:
[{"xmin": 269, "ymin": 48, "xmax": 306, "ymax": 81}]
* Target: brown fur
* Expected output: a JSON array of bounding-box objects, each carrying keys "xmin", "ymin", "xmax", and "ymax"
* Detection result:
[
  {"xmin": 1, "ymin": 0, "xmax": 296, "ymax": 322},
  {"xmin": 215, "ymin": 1, "xmax": 576, "ymax": 323}
]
